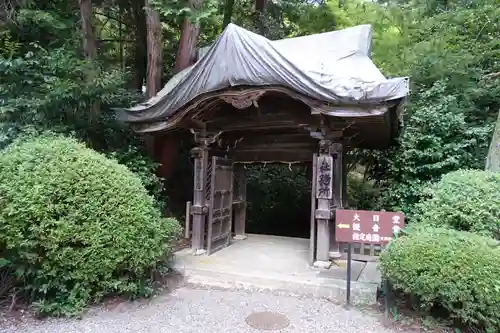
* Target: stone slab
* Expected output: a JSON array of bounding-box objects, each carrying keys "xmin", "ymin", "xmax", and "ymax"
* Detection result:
[
  {"xmin": 174, "ymin": 234, "xmax": 379, "ymax": 306},
  {"xmin": 357, "ymin": 261, "xmax": 382, "ymax": 285},
  {"xmin": 178, "ymin": 266, "xmax": 378, "ymax": 305},
  {"xmin": 313, "ymin": 260, "xmax": 332, "ymax": 269},
  {"xmin": 317, "ymin": 260, "xmax": 366, "ymax": 281}
]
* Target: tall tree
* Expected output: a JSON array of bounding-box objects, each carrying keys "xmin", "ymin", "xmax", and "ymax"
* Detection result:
[
  {"xmin": 78, "ymin": 0, "xmax": 100, "ymax": 118},
  {"xmin": 222, "ymin": 0, "xmax": 235, "ymax": 29},
  {"xmin": 174, "ymin": 0, "xmax": 202, "ymax": 73},
  {"xmin": 486, "ymin": 110, "xmax": 500, "ymax": 172},
  {"xmin": 254, "ymin": 0, "xmax": 266, "ymax": 35},
  {"xmin": 79, "ymin": 0, "xmax": 97, "ymax": 60},
  {"xmin": 145, "ymin": 0, "xmax": 163, "ymax": 97},
  {"xmin": 125, "ymin": 0, "xmax": 148, "ymax": 91}
]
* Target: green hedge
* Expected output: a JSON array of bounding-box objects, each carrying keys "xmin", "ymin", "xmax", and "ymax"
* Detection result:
[
  {"xmin": 414, "ymin": 169, "xmax": 500, "ymax": 239},
  {"xmin": 380, "ymin": 227, "xmax": 500, "ymax": 332},
  {"xmin": 0, "ymin": 135, "xmax": 181, "ymax": 316}
]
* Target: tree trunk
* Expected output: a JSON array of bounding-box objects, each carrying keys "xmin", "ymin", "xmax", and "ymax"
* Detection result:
[
  {"xmin": 254, "ymin": 0, "xmax": 266, "ymax": 36},
  {"xmin": 145, "ymin": 0, "xmax": 163, "ymax": 98},
  {"xmin": 222, "ymin": 0, "xmax": 235, "ymax": 30},
  {"xmin": 174, "ymin": 0, "xmax": 202, "ymax": 73},
  {"xmin": 486, "ymin": 110, "xmax": 500, "ymax": 172},
  {"xmin": 79, "ymin": 0, "xmax": 97, "ymax": 59},
  {"xmin": 78, "ymin": 0, "xmax": 100, "ymax": 118},
  {"xmin": 125, "ymin": 0, "xmax": 147, "ymax": 91},
  {"xmin": 144, "ymin": 0, "xmax": 163, "ymax": 162},
  {"xmin": 166, "ymin": 0, "xmax": 203, "ymax": 184}
]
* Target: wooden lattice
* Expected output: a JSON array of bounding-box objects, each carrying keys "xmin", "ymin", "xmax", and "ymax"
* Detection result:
[
  {"xmin": 233, "ymin": 166, "xmax": 245, "ymax": 201},
  {"xmin": 339, "ymin": 242, "xmax": 385, "ymax": 261},
  {"xmin": 205, "ymin": 159, "xmax": 213, "ymax": 201}
]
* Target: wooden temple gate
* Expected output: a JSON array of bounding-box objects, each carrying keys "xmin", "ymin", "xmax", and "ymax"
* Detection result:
[
  {"xmin": 180, "ymin": 87, "xmax": 402, "ymax": 267},
  {"xmin": 121, "ymin": 24, "xmax": 408, "ymax": 268}
]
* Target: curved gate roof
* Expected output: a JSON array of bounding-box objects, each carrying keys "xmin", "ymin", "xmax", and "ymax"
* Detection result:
[{"xmin": 118, "ymin": 23, "xmax": 409, "ymax": 133}]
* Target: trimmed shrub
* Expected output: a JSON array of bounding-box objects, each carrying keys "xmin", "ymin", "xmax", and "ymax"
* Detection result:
[
  {"xmin": 414, "ymin": 169, "xmax": 500, "ymax": 239},
  {"xmin": 0, "ymin": 135, "xmax": 181, "ymax": 316},
  {"xmin": 380, "ymin": 227, "xmax": 500, "ymax": 332}
]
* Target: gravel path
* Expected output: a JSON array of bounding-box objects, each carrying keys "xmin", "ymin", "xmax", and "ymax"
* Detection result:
[{"xmin": 2, "ymin": 287, "xmax": 403, "ymax": 333}]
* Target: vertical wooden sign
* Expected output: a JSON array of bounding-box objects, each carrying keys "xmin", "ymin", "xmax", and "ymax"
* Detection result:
[{"xmin": 315, "ymin": 155, "xmax": 333, "ymax": 199}]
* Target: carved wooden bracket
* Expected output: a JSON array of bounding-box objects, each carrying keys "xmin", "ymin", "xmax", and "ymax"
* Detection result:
[
  {"xmin": 190, "ymin": 129, "xmax": 223, "ymax": 147},
  {"xmin": 219, "ymin": 91, "xmax": 265, "ymax": 109}
]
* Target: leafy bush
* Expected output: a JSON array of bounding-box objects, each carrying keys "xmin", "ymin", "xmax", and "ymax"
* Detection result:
[
  {"xmin": 246, "ymin": 165, "xmax": 310, "ymax": 237},
  {"xmin": 0, "ymin": 46, "xmax": 140, "ymax": 148},
  {"xmin": 347, "ymin": 172, "xmax": 379, "ymax": 210},
  {"xmin": 109, "ymin": 146, "xmax": 165, "ymax": 207},
  {"xmin": 380, "ymin": 227, "xmax": 500, "ymax": 332},
  {"xmin": 414, "ymin": 169, "xmax": 500, "ymax": 239},
  {"xmin": 0, "ymin": 135, "xmax": 181, "ymax": 316},
  {"xmin": 378, "ymin": 81, "xmax": 492, "ymax": 217}
]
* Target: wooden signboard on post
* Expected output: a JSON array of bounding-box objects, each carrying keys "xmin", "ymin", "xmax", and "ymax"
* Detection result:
[
  {"xmin": 335, "ymin": 210, "xmax": 405, "ymax": 244},
  {"xmin": 335, "ymin": 209, "xmax": 405, "ymax": 307}
]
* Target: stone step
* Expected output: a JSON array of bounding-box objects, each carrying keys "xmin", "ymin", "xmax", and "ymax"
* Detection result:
[{"xmin": 175, "ymin": 265, "xmax": 378, "ymax": 306}]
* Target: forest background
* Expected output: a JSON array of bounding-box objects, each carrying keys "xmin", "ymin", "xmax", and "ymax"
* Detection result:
[
  {"xmin": 1, "ymin": 0, "xmax": 499, "ymax": 231},
  {"xmin": 1, "ymin": 0, "xmax": 500, "ymax": 328}
]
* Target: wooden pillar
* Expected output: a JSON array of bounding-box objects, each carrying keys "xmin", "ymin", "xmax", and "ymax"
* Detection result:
[
  {"xmin": 342, "ymin": 147, "xmax": 349, "ymax": 208},
  {"xmin": 332, "ymin": 143, "xmax": 344, "ymax": 207},
  {"xmin": 329, "ymin": 142, "xmax": 344, "ymax": 259},
  {"xmin": 190, "ymin": 146, "xmax": 208, "ymax": 255},
  {"xmin": 188, "ymin": 130, "xmax": 224, "ymax": 255},
  {"xmin": 309, "ymin": 155, "xmax": 317, "ymax": 265},
  {"xmin": 233, "ymin": 164, "xmax": 247, "ymax": 240},
  {"xmin": 313, "ymin": 140, "xmax": 334, "ymax": 269}
]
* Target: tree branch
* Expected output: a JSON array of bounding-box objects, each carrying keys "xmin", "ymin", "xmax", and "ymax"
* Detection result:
[
  {"xmin": 483, "ymin": 72, "xmax": 500, "ymax": 80},
  {"xmin": 93, "ymin": 10, "xmax": 131, "ymax": 28}
]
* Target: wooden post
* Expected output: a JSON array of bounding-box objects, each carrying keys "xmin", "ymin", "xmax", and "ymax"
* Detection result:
[
  {"xmin": 309, "ymin": 156, "xmax": 317, "ymax": 266},
  {"xmin": 188, "ymin": 130, "xmax": 224, "ymax": 255},
  {"xmin": 332, "ymin": 142, "xmax": 344, "ymax": 208},
  {"xmin": 330, "ymin": 142, "xmax": 344, "ymax": 259},
  {"xmin": 342, "ymin": 146, "xmax": 349, "ymax": 208},
  {"xmin": 233, "ymin": 164, "xmax": 247, "ymax": 240},
  {"xmin": 313, "ymin": 140, "xmax": 333, "ymax": 269},
  {"xmin": 185, "ymin": 201, "xmax": 192, "ymax": 239},
  {"xmin": 190, "ymin": 146, "xmax": 208, "ymax": 255}
]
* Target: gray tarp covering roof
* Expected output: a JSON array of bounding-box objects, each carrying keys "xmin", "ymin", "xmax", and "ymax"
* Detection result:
[{"xmin": 120, "ymin": 23, "xmax": 409, "ymax": 133}]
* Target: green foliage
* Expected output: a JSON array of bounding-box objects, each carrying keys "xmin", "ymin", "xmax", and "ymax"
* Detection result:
[
  {"xmin": 347, "ymin": 172, "xmax": 378, "ymax": 210},
  {"xmin": 380, "ymin": 227, "xmax": 500, "ymax": 332},
  {"xmin": 109, "ymin": 146, "xmax": 165, "ymax": 207},
  {"xmin": 263, "ymin": 0, "xmax": 500, "ymax": 216},
  {"xmin": 374, "ymin": 0, "xmax": 500, "ymax": 213},
  {"xmin": 0, "ymin": 45, "xmax": 138, "ymax": 147},
  {"xmin": 3, "ymin": 0, "xmax": 500, "ymax": 324},
  {"xmin": 246, "ymin": 165, "xmax": 310, "ymax": 237},
  {"xmin": 414, "ymin": 170, "xmax": 500, "ymax": 239},
  {"xmin": 0, "ymin": 33, "xmax": 163, "ymax": 202},
  {"xmin": 380, "ymin": 81, "xmax": 492, "ymax": 215},
  {"xmin": 0, "ymin": 135, "xmax": 181, "ymax": 316},
  {"xmin": 152, "ymin": 0, "xmax": 219, "ymax": 24}
]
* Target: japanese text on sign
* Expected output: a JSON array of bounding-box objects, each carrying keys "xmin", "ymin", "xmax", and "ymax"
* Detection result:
[
  {"xmin": 335, "ymin": 209, "xmax": 405, "ymax": 244},
  {"xmin": 315, "ymin": 156, "xmax": 333, "ymax": 199}
]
